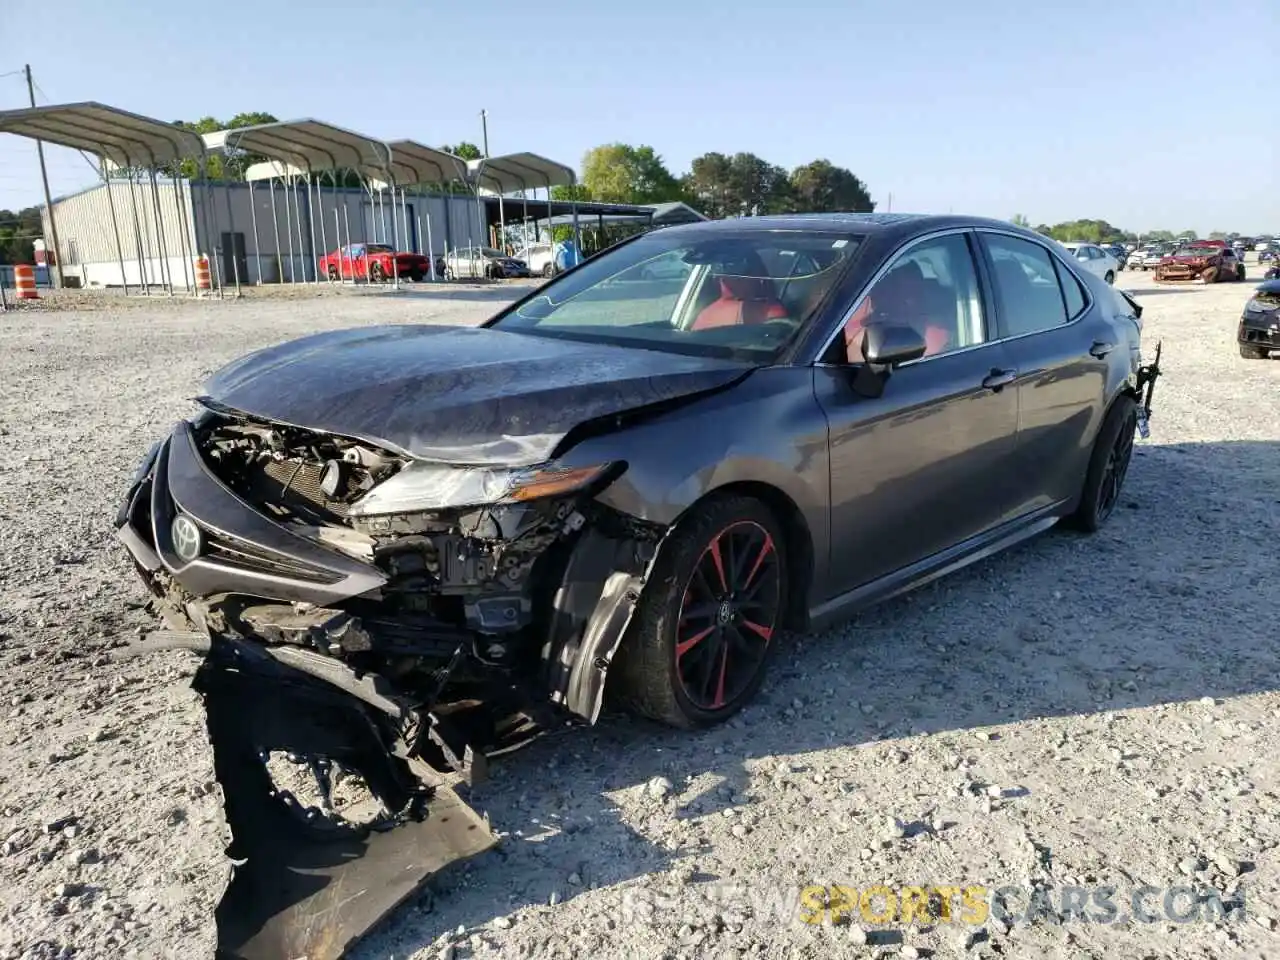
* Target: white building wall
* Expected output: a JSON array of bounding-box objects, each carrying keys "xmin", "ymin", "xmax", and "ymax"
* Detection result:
[
  {"xmin": 43, "ymin": 180, "xmax": 485, "ymax": 288},
  {"xmin": 44, "ymin": 179, "xmax": 199, "ymax": 290}
]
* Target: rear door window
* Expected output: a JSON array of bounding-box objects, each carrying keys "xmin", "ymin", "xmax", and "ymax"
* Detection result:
[{"xmin": 981, "ymin": 234, "xmax": 1072, "ymax": 337}]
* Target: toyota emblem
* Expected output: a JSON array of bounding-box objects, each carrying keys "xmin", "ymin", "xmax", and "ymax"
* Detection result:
[{"xmin": 171, "ymin": 514, "xmax": 203, "ymax": 563}]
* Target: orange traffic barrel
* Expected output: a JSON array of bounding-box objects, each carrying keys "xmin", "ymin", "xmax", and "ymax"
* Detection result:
[
  {"xmin": 14, "ymin": 264, "xmax": 38, "ymax": 300},
  {"xmin": 194, "ymin": 254, "xmax": 212, "ymax": 291}
]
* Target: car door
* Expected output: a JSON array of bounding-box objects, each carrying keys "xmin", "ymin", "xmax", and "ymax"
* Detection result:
[
  {"xmin": 813, "ymin": 231, "xmax": 1022, "ymax": 594},
  {"xmin": 975, "ymin": 231, "xmax": 1110, "ymax": 516}
]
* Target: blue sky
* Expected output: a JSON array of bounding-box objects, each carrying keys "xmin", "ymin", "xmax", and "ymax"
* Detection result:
[{"xmin": 2, "ymin": 0, "xmax": 1275, "ymax": 233}]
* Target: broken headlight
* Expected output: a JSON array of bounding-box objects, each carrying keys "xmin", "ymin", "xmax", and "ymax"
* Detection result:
[{"xmin": 347, "ymin": 460, "xmax": 622, "ymax": 517}]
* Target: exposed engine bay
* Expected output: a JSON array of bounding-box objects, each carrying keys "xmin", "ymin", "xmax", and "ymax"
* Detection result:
[{"xmin": 115, "ymin": 408, "xmax": 667, "ymax": 959}]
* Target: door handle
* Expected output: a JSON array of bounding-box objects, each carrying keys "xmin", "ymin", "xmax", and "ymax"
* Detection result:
[
  {"xmin": 1090, "ymin": 340, "xmax": 1116, "ymax": 358},
  {"xmin": 982, "ymin": 368, "xmax": 1018, "ymax": 391}
]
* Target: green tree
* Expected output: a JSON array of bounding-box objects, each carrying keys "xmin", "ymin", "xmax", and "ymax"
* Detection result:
[
  {"xmin": 579, "ymin": 143, "xmax": 681, "ymax": 204},
  {"xmin": 725, "ymin": 152, "xmax": 791, "ymax": 215},
  {"xmin": 441, "ymin": 142, "xmax": 482, "ymax": 161},
  {"xmin": 788, "ymin": 159, "xmax": 874, "ymax": 214},
  {"xmin": 0, "ymin": 206, "xmax": 42, "ymax": 264},
  {"xmin": 682, "ymin": 152, "xmax": 735, "ymax": 219},
  {"xmin": 550, "ymin": 184, "xmax": 591, "ymax": 202},
  {"xmin": 1010, "ymin": 213, "xmax": 1031, "ymax": 228}
]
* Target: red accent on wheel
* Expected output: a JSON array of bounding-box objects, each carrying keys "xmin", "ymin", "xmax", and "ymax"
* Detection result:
[{"xmin": 674, "ymin": 519, "xmax": 782, "ymax": 712}]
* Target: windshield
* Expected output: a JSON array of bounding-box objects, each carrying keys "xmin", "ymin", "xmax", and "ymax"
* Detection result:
[
  {"xmin": 1178, "ymin": 245, "xmax": 1220, "ymax": 257},
  {"xmin": 365, "ymin": 244, "xmax": 394, "ymax": 254},
  {"xmin": 488, "ymin": 230, "xmax": 861, "ymax": 359}
]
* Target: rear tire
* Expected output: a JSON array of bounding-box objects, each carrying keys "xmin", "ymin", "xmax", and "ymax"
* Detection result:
[
  {"xmin": 1236, "ymin": 265, "xmax": 1246, "ymax": 281},
  {"xmin": 1104, "ymin": 271, "xmax": 1115, "ymax": 285},
  {"xmin": 1067, "ymin": 396, "xmax": 1137, "ymax": 533},
  {"xmin": 542, "ymin": 263, "xmax": 554, "ymax": 278},
  {"xmin": 369, "ymin": 262, "xmax": 385, "ymax": 283},
  {"xmin": 326, "ymin": 265, "xmax": 339, "ymax": 281},
  {"xmin": 1240, "ymin": 343, "xmax": 1269, "ymax": 360},
  {"xmin": 611, "ymin": 495, "xmax": 789, "ymax": 730}
]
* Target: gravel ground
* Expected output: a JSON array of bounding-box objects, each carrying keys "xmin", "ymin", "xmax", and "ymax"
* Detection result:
[{"xmin": 0, "ymin": 264, "xmax": 1277, "ymax": 960}]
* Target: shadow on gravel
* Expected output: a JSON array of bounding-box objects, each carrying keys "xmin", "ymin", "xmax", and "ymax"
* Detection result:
[{"xmin": 354, "ymin": 440, "xmax": 1280, "ymax": 956}]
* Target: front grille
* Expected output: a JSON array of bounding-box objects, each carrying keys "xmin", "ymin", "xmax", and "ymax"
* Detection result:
[{"xmin": 203, "ymin": 528, "xmax": 344, "ymax": 584}]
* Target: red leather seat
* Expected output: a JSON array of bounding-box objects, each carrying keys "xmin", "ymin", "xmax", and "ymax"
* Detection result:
[
  {"xmin": 841, "ymin": 261, "xmax": 953, "ymax": 361},
  {"xmin": 691, "ymin": 275, "xmax": 789, "ymax": 330}
]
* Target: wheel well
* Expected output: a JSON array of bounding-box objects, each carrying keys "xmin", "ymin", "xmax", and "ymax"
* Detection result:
[{"xmin": 696, "ymin": 481, "xmax": 814, "ymax": 632}]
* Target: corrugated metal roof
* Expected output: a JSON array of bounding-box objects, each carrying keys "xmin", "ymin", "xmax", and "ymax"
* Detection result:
[
  {"xmin": 0, "ymin": 102, "xmax": 206, "ymax": 168},
  {"xmin": 467, "ymin": 153, "xmax": 576, "ymax": 194},
  {"xmin": 204, "ymin": 120, "xmax": 392, "ymax": 177},
  {"xmin": 385, "ymin": 141, "xmax": 468, "ymax": 186}
]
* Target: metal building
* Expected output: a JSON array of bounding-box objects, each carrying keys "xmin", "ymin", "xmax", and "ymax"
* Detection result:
[{"xmin": 41, "ymin": 178, "xmax": 487, "ymax": 289}]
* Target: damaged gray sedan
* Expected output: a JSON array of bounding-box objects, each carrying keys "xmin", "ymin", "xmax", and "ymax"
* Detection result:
[{"xmin": 114, "ymin": 213, "xmax": 1161, "ymax": 958}]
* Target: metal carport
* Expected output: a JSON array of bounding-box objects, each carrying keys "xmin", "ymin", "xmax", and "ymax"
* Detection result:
[
  {"xmin": 466, "ymin": 152, "xmax": 580, "ymax": 259},
  {"xmin": 0, "ymin": 101, "xmax": 208, "ymax": 296},
  {"xmin": 368, "ymin": 141, "xmax": 469, "ymax": 281},
  {"xmin": 203, "ymin": 119, "xmax": 396, "ymax": 291}
]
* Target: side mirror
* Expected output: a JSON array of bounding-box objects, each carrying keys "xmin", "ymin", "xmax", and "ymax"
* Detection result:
[{"xmin": 862, "ymin": 323, "xmax": 927, "ymax": 367}]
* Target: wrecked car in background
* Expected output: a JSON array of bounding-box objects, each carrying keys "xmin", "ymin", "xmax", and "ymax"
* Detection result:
[
  {"xmin": 1155, "ymin": 241, "xmax": 1246, "ymax": 283},
  {"xmin": 1238, "ymin": 278, "xmax": 1280, "ymax": 359},
  {"xmin": 113, "ymin": 213, "xmax": 1161, "ymax": 958}
]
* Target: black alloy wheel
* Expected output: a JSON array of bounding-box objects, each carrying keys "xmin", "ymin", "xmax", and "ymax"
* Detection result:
[
  {"xmin": 369, "ymin": 261, "xmax": 385, "ymax": 282},
  {"xmin": 1096, "ymin": 414, "xmax": 1135, "ymax": 522},
  {"xmin": 1068, "ymin": 396, "xmax": 1137, "ymax": 532},
  {"xmin": 612, "ymin": 496, "xmax": 788, "ymax": 728},
  {"xmin": 674, "ymin": 520, "xmax": 782, "ymax": 713}
]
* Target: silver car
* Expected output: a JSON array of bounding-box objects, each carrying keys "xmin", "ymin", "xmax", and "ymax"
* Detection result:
[{"xmin": 444, "ymin": 246, "xmax": 530, "ymax": 280}]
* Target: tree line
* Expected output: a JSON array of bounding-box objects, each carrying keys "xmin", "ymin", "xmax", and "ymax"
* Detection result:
[
  {"xmin": 1013, "ymin": 216, "xmax": 1209, "ymax": 245},
  {"xmin": 551, "ymin": 143, "xmax": 874, "ymax": 218}
]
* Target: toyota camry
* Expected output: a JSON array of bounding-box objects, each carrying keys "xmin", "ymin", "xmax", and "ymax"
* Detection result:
[{"xmin": 113, "ymin": 213, "xmax": 1162, "ymax": 957}]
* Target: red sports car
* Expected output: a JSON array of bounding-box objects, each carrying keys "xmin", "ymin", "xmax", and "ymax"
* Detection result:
[{"xmin": 317, "ymin": 243, "xmax": 442, "ymax": 282}]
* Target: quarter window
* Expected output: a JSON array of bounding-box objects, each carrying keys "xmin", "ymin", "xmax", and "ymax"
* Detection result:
[
  {"xmin": 1054, "ymin": 258, "xmax": 1087, "ymax": 319},
  {"xmin": 838, "ymin": 234, "xmax": 986, "ymax": 362},
  {"xmin": 983, "ymin": 235, "xmax": 1071, "ymax": 337}
]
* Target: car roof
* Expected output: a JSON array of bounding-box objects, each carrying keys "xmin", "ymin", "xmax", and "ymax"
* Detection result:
[{"xmin": 653, "ymin": 212, "xmax": 1043, "ymax": 244}]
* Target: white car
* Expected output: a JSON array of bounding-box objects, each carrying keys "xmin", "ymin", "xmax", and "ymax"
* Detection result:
[
  {"xmin": 515, "ymin": 242, "xmax": 557, "ymax": 277},
  {"xmin": 1126, "ymin": 248, "xmax": 1149, "ymax": 270},
  {"xmin": 1060, "ymin": 242, "xmax": 1121, "ymax": 284}
]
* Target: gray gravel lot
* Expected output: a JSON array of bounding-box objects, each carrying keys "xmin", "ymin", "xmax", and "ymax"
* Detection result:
[{"xmin": 0, "ymin": 267, "xmax": 1277, "ymax": 960}]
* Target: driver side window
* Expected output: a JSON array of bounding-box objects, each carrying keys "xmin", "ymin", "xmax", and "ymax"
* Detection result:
[{"xmin": 839, "ymin": 234, "xmax": 986, "ymax": 364}]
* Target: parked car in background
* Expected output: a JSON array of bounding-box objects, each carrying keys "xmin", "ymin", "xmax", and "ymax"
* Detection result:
[
  {"xmin": 1238, "ymin": 279, "xmax": 1280, "ymax": 359},
  {"xmin": 1060, "ymin": 242, "xmax": 1121, "ymax": 284},
  {"xmin": 515, "ymin": 242, "xmax": 557, "ymax": 277},
  {"xmin": 444, "ymin": 246, "xmax": 531, "ymax": 280},
  {"xmin": 1155, "ymin": 242, "xmax": 1245, "ymax": 283},
  {"xmin": 317, "ymin": 243, "xmax": 440, "ymax": 282},
  {"xmin": 1140, "ymin": 246, "xmax": 1173, "ymax": 270},
  {"xmin": 1104, "ymin": 243, "xmax": 1127, "ymax": 266},
  {"xmin": 1127, "ymin": 248, "xmax": 1152, "ymax": 270},
  {"xmin": 1258, "ymin": 243, "xmax": 1278, "ymax": 263}
]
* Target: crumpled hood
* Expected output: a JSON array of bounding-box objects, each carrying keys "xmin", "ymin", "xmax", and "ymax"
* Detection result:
[{"xmin": 198, "ymin": 324, "xmax": 752, "ymax": 466}]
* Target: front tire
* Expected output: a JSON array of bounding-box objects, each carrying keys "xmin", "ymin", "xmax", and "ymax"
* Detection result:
[
  {"xmin": 1067, "ymin": 396, "xmax": 1137, "ymax": 533},
  {"xmin": 1104, "ymin": 270, "xmax": 1115, "ymax": 285},
  {"xmin": 369, "ymin": 261, "xmax": 385, "ymax": 283},
  {"xmin": 612, "ymin": 495, "xmax": 789, "ymax": 729}
]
